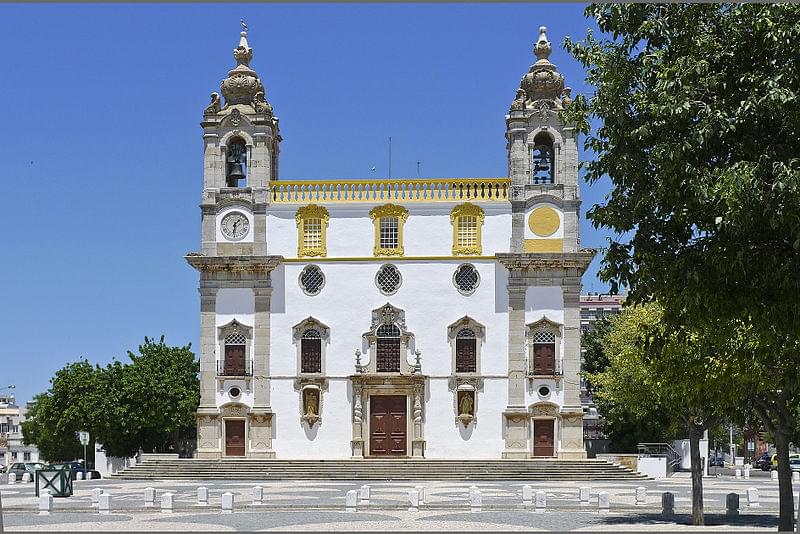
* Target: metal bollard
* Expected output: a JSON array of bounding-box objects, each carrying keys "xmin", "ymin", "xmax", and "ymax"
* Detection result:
[
  {"xmin": 415, "ymin": 485, "xmax": 425, "ymax": 504},
  {"xmin": 661, "ymin": 492, "xmax": 674, "ymax": 517},
  {"xmin": 746, "ymin": 487, "xmax": 760, "ymax": 508},
  {"xmin": 579, "ymin": 486, "xmax": 590, "ymax": 506},
  {"xmin": 522, "ymin": 484, "xmax": 533, "ymax": 506},
  {"xmin": 408, "ymin": 489, "xmax": 420, "ymax": 512},
  {"xmin": 359, "ymin": 484, "xmax": 370, "ymax": 505},
  {"xmin": 735, "ymin": 469, "xmax": 742, "ymax": 479},
  {"xmin": 38, "ymin": 491, "xmax": 53, "ymax": 516},
  {"xmin": 346, "ymin": 490, "xmax": 358, "ymax": 512},
  {"xmin": 469, "ymin": 489, "xmax": 482, "ymax": 513},
  {"xmin": 251, "ymin": 486, "xmax": 263, "ymax": 506},
  {"xmin": 197, "ymin": 486, "xmax": 208, "ymax": 507},
  {"xmin": 598, "ymin": 491, "xmax": 610, "ymax": 514},
  {"xmin": 144, "ymin": 487, "xmax": 155, "ymax": 507},
  {"xmin": 91, "ymin": 488, "xmax": 103, "ymax": 507},
  {"xmin": 635, "ymin": 486, "xmax": 647, "ymax": 505},
  {"xmin": 7, "ymin": 473, "xmax": 15, "ymax": 485},
  {"xmin": 534, "ymin": 491, "xmax": 546, "ymax": 513},
  {"xmin": 161, "ymin": 492, "xmax": 174, "ymax": 514},
  {"xmin": 98, "ymin": 493, "xmax": 111, "ymax": 515},
  {"xmin": 221, "ymin": 492, "xmax": 234, "ymax": 514},
  {"xmin": 726, "ymin": 492, "xmax": 739, "ymax": 517}
]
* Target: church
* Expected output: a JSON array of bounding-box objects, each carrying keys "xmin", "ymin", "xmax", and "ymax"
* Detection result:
[{"xmin": 188, "ymin": 24, "xmax": 594, "ymax": 460}]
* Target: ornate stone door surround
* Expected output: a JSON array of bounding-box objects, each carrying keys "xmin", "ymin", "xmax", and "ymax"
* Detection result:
[
  {"xmin": 529, "ymin": 401, "xmax": 559, "ymax": 458},
  {"xmin": 349, "ymin": 374, "xmax": 426, "ymax": 458}
]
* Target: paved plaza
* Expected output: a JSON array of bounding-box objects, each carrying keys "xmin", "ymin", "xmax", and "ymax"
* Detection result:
[{"xmin": 1, "ymin": 474, "xmax": 795, "ymax": 531}]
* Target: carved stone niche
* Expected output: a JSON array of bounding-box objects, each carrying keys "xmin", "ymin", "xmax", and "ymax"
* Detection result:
[
  {"xmin": 449, "ymin": 377, "xmax": 483, "ymax": 427},
  {"xmin": 294, "ymin": 377, "xmax": 328, "ymax": 427}
]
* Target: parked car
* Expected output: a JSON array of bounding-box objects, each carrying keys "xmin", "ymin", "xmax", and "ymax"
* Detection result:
[
  {"xmin": 791, "ymin": 455, "xmax": 800, "ymax": 473},
  {"xmin": 7, "ymin": 462, "xmax": 46, "ymax": 479},
  {"xmin": 50, "ymin": 461, "xmax": 101, "ymax": 480},
  {"xmin": 709, "ymin": 456, "xmax": 725, "ymax": 467},
  {"xmin": 754, "ymin": 452, "xmax": 772, "ymax": 471}
]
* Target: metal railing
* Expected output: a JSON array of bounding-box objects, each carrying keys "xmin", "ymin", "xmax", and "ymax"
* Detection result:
[
  {"xmin": 271, "ymin": 178, "xmax": 510, "ymax": 204},
  {"xmin": 528, "ymin": 358, "xmax": 564, "ymax": 377},
  {"xmin": 638, "ymin": 442, "xmax": 682, "ymax": 470},
  {"xmin": 216, "ymin": 360, "xmax": 253, "ymax": 377}
]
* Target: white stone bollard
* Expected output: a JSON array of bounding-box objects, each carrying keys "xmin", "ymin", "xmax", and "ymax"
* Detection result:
[
  {"xmin": 744, "ymin": 467, "xmax": 750, "ymax": 480},
  {"xmin": 579, "ymin": 486, "xmax": 590, "ymax": 506},
  {"xmin": 161, "ymin": 492, "xmax": 174, "ymax": 514},
  {"xmin": 39, "ymin": 492, "xmax": 53, "ymax": 515},
  {"xmin": 735, "ymin": 468, "xmax": 742, "ymax": 479},
  {"xmin": 635, "ymin": 486, "xmax": 647, "ymax": 506},
  {"xmin": 661, "ymin": 492, "xmax": 674, "ymax": 517},
  {"xmin": 408, "ymin": 489, "xmax": 420, "ymax": 512},
  {"xmin": 346, "ymin": 489, "xmax": 358, "ymax": 512},
  {"xmin": 99, "ymin": 493, "xmax": 111, "ymax": 515},
  {"xmin": 7, "ymin": 473, "xmax": 15, "ymax": 485},
  {"xmin": 21, "ymin": 473, "xmax": 31, "ymax": 483},
  {"xmin": 534, "ymin": 491, "xmax": 546, "ymax": 513},
  {"xmin": 469, "ymin": 489, "xmax": 482, "ymax": 513},
  {"xmin": 91, "ymin": 488, "xmax": 103, "ymax": 507},
  {"xmin": 772, "ymin": 470, "xmax": 778, "ymax": 481},
  {"xmin": 598, "ymin": 491, "xmax": 610, "ymax": 514},
  {"xmin": 144, "ymin": 487, "xmax": 155, "ymax": 507},
  {"xmin": 793, "ymin": 472, "xmax": 800, "ymax": 483},
  {"xmin": 522, "ymin": 484, "xmax": 533, "ymax": 506},
  {"xmin": 221, "ymin": 492, "xmax": 234, "ymax": 514},
  {"xmin": 415, "ymin": 485, "xmax": 425, "ymax": 504},
  {"xmin": 726, "ymin": 492, "xmax": 739, "ymax": 517},
  {"xmin": 358, "ymin": 484, "xmax": 370, "ymax": 505},
  {"xmin": 76, "ymin": 472, "xmax": 84, "ymax": 481},
  {"xmin": 251, "ymin": 485, "xmax": 264, "ymax": 506},
  {"xmin": 747, "ymin": 487, "xmax": 760, "ymax": 508},
  {"xmin": 197, "ymin": 486, "xmax": 208, "ymax": 506}
]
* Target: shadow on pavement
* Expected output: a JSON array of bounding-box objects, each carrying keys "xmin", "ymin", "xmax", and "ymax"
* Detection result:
[{"xmin": 599, "ymin": 512, "xmax": 779, "ymax": 529}]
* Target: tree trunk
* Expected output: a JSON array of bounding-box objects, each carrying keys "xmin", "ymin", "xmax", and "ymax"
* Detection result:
[
  {"xmin": 773, "ymin": 430, "xmax": 794, "ymax": 533},
  {"xmin": 688, "ymin": 424, "xmax": 705, "ymax": 526}
]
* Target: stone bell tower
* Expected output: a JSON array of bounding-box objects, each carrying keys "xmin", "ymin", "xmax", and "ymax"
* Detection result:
[
  {"xmin": 188, "ymin": 22, "xmax": 282, "ymax": 459},
  {"xmin": 499, "ymin": 26, "xmax": 594, "ymax": 459}
]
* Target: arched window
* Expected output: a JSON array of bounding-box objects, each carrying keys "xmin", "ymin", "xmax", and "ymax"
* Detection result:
[
  {"xmin": 530, "ymin": 132, "xmax": 554, "ymax": 185},
  {"xmin": 226, "ymin": 137, "xmax": 248, "ymax": 187},
  {"xmin": 455, "ymin": 328, "xmax": 477, "ymax": 373},
  {"xmin": 376, "ymin": 324, "xmax": 401, "ymax": 372},
  {"xmin": 224, "ymin": 332, "xmax": 247, "ymax": 376},
  {"xmin": 300, "ymin": 329, "xmax": 322, "ymax": 374}
]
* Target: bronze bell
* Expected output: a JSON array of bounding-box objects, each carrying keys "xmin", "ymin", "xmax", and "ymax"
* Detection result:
[{"xmin": 227, "ymin": 161, "xmax": 245, "ymax": 185}]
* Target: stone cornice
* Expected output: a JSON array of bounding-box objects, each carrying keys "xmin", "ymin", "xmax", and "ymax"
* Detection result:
[
  {"xmin": 496, "ymin": 250, "xmax": 596, "ymax": 273},
  {"xmin": 185, "ymin": 253, "xmax": 283, "ymax": 273}
]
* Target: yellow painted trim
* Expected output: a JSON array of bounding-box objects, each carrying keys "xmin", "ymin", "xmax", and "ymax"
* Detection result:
[
  {"xmin": 450, "ymin": 203, "xmax": 485, "ymax": 256},
  {"xmin": 295, "ymin": 204, "xmax": 329, "ymax": 258},
  {"xmin": 283, "ymin": 256, "xmax": 498, "ymax": 263},
  {"xmin": 369, "ymin": 204, "xmax": 408, "ymax": 257},
  {"xmin": 523, "ymin": 239, "xmax": 564, "ymax": 253},
  {"xmin": 528, "ymin": 207, "xmax": 560, "ymax": 237},
  {"xmin": 271, "ymin": 177, "xmax": 510, "ymax": 204}
]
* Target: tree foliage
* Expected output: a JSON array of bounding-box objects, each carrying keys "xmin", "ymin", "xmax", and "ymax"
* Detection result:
[{"xmin": 22, "ymin": 337, "xmax": 199, "ymax": 461}]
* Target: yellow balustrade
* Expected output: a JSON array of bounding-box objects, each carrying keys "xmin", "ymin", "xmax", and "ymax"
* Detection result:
[{"xmin": 270, "ymin": 178, "xmax": 510, "ymax": 204}]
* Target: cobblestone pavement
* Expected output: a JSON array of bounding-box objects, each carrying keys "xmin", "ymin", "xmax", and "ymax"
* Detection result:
[{"xmin": 0, "ymin": 475, "xmax": 794, "ymax": 531}]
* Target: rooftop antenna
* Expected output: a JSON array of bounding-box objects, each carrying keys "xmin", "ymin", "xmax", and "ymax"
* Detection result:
[
  {"xmin": 416, "ymin": 161, "xmax": 421, "ymax": 179},
  {"xmin": 388, "ymin": 137, "xmax": 392, "ymax": 178}
]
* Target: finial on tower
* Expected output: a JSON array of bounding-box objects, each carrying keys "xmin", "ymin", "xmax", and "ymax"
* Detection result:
[{"xmin": 534, "ymin": 25, "xmax": 552, "ymax": 62}]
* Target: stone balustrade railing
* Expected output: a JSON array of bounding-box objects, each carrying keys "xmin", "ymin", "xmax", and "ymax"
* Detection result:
[{"xmin": 270, "ymin": 178, "xmax": 510, "ymax": 204}]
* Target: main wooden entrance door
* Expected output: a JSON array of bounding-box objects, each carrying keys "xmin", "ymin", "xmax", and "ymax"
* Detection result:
[
  {"xmin": 533, "ymin": 419, "xmax": 555, "ymax": 457},
  {"xmin": 369, "ymin": 395, "xmax": 407, "ymax": 456},
  {"xmin": 225, "ymin": 419, "xmax": 246, "ymax": 457}
]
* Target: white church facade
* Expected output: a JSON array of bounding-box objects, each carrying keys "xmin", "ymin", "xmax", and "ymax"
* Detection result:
[{"xmin": 188, "ymin": 24, "xmax": 594, "ymax": 460}]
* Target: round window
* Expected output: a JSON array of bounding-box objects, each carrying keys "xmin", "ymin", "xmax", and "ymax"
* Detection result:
[
  {"xmin": 229, "ymin": 387, "xmax": 241, "ymax": 398},
  {"xmin": 538, "ymin": 386, "xmax": 551, "ymax": 398},
  {"xmin": 375, "ymin": 264, "xmax": 402, "ymax": 295},
  {"xmin": 453, "ymin": 263, "xmax": 480, "ymax": 295},
  {"xmin": 299, "ymin": 265, "xmax": 325, "ymax": 296}
]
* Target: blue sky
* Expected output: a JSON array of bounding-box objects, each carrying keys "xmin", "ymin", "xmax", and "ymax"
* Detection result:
[{"xmin": 0, "ymin": 3, "xmax": 613, "ymax": 404}]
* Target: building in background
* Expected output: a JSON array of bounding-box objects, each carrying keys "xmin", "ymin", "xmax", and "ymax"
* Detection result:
[{"xmin": 0, "ymin": 394, "xmax": 39, "ymax": 467}]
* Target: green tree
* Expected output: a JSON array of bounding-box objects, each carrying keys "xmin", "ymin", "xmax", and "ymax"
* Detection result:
[{"xmin": 565, "ymin": 4, "xmax": 800, "ymax": 529}]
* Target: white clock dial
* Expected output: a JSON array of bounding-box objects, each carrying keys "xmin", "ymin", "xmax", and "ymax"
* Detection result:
[{"xmin": 220, "ymin": 212, "xmax": 250, "ymax": 241}]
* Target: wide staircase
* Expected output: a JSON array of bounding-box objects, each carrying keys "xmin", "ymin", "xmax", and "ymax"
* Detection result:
[{"xmin": 113, "ymin": 456, "xmax": 646, "ymax": 481}]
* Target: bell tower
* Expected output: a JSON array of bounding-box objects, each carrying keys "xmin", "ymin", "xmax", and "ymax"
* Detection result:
[{"xmin": 198, "ymin": 22, "xmax": 280, "ymax": 257}]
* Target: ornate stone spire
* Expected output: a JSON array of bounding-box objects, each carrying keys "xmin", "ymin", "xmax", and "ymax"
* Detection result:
[
  {"xmin": 219, "ymin": 20, "xmax": 269, "ymax": 110},
  {"xmin": 514, "ymin": 26, "xmax": 568, "ymax": 111}
]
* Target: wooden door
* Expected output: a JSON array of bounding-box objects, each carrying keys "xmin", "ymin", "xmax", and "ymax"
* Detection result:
[
  {"xmin": 533, "ymin": 344, "xmax": 555, "ymax": 375},
  {"xmin": 533, "ymin": 419, "xmax": 555, "ymax": 457},
  {"xmin": 225, "ymin": 420, "xmax": 246, "ymax": 457},
  {"xmin": 225, "ymin": 345, "xmax": 246, "ymax": 375},
  {"xmin": 369, "ymin": 395, "xmax": 407, "ymax": 456}
]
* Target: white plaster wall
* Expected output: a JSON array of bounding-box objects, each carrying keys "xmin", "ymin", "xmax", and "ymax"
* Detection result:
[
  {"xmin": 215, "ymin": 288, "xmax": 255, "ymax": 409},
  {"xmin": 215, "ymin": 379, "xmax": 255, "ymax": 407},
  {"xmin": 215, "ymin": 206, "xmax": 255, "ymax": 243},
  {"xmin": 266, "ymin": 203, "xmax": 512, "ymax": 259},
  {"xmin": 524, "ymin": 203, "xmax": 564, "ymax": 240},
  {"xmin": 525, "ymin": 377, "xmax": 565, "ymax": 407}
]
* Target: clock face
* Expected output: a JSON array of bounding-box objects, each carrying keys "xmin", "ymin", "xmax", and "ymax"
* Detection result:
[{"xmin": 220, "ymin": 211, "xmax": 250, "ymax": 241}]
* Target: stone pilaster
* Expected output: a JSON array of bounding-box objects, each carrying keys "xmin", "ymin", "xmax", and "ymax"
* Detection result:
[
  {"xmin": 250, "ymin": 286, "xmax": 274, "ymax": 458},
  {"xmin": 252, "ymin": 204, "xmax": 267, "ymax": 256},
  {"xmin": 195, "ymin": 414, "xmax": 221, "ymax": 459},
  {"xmin": 503, "ymin": 284, "xmax": 529, "ymax": 458},
  {"xmin": 198, "ymin": 287, "xmax": 218, "ymax": 410},
  {"xmin": 559, "ymin": 283, "xmax": 586, "ymax": 458}
]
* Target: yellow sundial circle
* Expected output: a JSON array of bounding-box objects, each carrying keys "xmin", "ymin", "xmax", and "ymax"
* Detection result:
[{"xmin": 528, "ymin": 207, "xmax": 560, "ymax": 237}]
